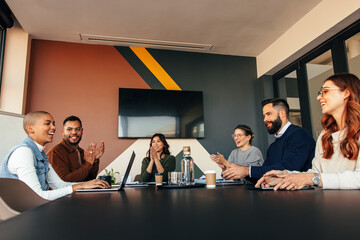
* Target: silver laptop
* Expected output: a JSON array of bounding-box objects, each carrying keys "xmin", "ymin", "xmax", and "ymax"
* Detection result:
[{"xmin": 76, "ymin": 151, "xmax": 135, "ymax": 192}]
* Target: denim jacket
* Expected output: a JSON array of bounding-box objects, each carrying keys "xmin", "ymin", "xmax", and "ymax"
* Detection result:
[{"xmin": 0, "ymin": 136, "xmax": 50, "ymax": 190}]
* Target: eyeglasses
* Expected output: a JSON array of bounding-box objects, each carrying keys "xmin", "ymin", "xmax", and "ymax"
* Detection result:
[
  {"xmin": 232, "ymin": 133, "xmax": 244, "ymax": 139},
  {"xmin": 317, "ymin": 87, "xmax": 341, "ymax": 97},
  {"xmin": 65, "ymin": 127, "xmax": 82, "ymax": 133}
]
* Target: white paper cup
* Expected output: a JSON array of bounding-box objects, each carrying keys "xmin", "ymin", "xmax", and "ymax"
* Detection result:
[
  {"xmin": 205, "ymin": 170, "xmax": 216, "ymax": 188},
  {"xmin": 155, "ymin": 173, "xmax": 163, "ymax": 186}
]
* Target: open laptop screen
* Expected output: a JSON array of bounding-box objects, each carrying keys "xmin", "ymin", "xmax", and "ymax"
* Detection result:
[{"xmin": 118, "ymin": 151, "xmax": 136, "ymax": 191}]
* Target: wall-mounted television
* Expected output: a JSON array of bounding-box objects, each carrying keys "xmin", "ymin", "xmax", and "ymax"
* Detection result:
[{"xmin": 118, "ymin": 88, "xmax": 205, "ymax": 138}]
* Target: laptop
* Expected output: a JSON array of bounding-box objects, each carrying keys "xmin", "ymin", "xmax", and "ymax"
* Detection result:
[{"xmin": 76, "ymin": 151, "xmax": 136, "ymax": 192}]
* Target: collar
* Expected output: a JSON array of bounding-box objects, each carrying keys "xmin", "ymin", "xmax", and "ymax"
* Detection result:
[
  {"xmin": 60, "ymin": 139, "xmax": 81, "ymax": 153},
  {"xmin": 34, "ymin": 141, "xmax": 45, "ymax": 152},
  {"xmin": 23, "ymin": 136, "xmax": 47, "ymax": 160},
  {"xmin": 275, "ymin": 121, "xmax": 292, "ymax": 138},
  {"xmin": 331, "ymin": 128, "xmax": 347, "ymax": 143}
]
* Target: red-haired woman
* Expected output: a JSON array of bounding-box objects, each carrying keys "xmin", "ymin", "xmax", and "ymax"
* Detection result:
[{"xmin": 256, "ymin": 73, "xmax": 360, "ymax": 190}]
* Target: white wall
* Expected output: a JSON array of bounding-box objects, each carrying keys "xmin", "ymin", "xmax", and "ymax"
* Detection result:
[
  {"xmin": 0, "ymin": 111, "xmax": 26, "ymax": 163},
  {"xmin": 98, "ymin": 139, "xmax": 221, "ymax": 182}
]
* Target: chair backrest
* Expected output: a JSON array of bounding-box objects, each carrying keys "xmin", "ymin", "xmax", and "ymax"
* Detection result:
[
  {"xmin": 0, "ymin": 196, "xmax": 19, "ymax": 221},
  {"xmin": 0, "ymin": 178, "xmax": 49, "ymax": 212},
  {"xmin": 134, "ymin": 174, "xmax": 142, "ymax": 182}
]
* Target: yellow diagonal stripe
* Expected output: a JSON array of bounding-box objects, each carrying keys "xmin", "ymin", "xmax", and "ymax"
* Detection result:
[{"xmin": 130, "ymin": 47, "xmax": 181, "ymax": 90}]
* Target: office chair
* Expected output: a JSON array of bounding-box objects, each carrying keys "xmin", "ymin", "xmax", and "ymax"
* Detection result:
[
  {"xmin": 0, "ymin": 178, "xmax": 49, "ymax": 220},
  {"xmin": 134, "ymin": 174, "xmax": 142, "ymax": 182},
  {"xmin": 0, "ymin": 196, "xmax": 19, "ymax": 221}
]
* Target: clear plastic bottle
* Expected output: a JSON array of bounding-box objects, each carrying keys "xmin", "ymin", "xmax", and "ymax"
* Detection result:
[{"xmin": 181, "ymin": 146, "xmax": 194, "ymax": 185}]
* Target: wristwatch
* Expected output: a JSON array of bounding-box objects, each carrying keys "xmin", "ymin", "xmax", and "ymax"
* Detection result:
[{"xmin": 312, "ymin": 173, "xmax": 320, "ymax": 187}]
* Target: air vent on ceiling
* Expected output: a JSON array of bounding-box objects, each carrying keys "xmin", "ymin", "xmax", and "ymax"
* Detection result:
[{"xmin": 80, "ymin": 34, "xmax": 213, "ymax": 51}]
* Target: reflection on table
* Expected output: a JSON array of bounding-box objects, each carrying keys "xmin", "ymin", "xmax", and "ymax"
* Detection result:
[{"xmin": 0, "ymin": 185, "xmax": 359, "ymax": 240}]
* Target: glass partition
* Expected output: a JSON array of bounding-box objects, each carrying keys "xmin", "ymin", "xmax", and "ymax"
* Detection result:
[
  {"xmin": 306, "ymin": 50, "xmax": 333, "ymax": 138},
  {"xmin": 275, "ymin": 70, "xmax": 302, "ymax": 127},
  {"xmin": 346, "ymin": 32, "xmax": 360, "ymax": 77}
]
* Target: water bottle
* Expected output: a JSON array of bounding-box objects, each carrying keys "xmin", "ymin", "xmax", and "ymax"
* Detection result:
[{"xmin": 181, "ymin": 146, "xmax": 194, "ymax": 185}]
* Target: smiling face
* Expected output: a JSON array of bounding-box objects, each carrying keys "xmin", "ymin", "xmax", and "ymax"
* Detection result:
[
  {"xmin": 27, "ymin": 113, "xmax": 56, "ymax": 146},
  {"xmin": 151, "ymin": 136, "xmax": 164, "ymax": 153},
  {"xmin": 263, "ymin": 103, "xmax": 283, "ymax": 134},
  {"xmin": 317, "ymin": 80, "xmax": 348, "ymax": 118},
  {"xmin": 62, "ymin": 120, "xmax": 83, "ymax": 146},
  {"xmin": 233, "ymin": 128, "xmax": 251, "ymax": 148}
]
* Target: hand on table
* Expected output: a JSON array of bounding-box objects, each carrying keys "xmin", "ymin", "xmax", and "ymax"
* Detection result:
[
  {"xmin": 222, "ymin": 163, "xmax": 249, "ymax": 180},
  {"xmin": 255, "ymin": 176, "xmax": 282, "ymax": 188},
  {"xmin": 272, "ymin": 173, "xmax": 315, "ymax": 191},
  {"xmin": 255, "ymin": 170, "xmax": 288, "ymax": 188},
  {"xmin": 72, "ymin": 179, "xmax": 110, "ymax": 191}
]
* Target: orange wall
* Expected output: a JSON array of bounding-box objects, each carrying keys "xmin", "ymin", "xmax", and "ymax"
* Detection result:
[{"xmin": 26, "ymin": 40, "xmax": 150, "ymax": 170}]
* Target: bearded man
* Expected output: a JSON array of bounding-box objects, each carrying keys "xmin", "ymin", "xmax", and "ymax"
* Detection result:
[
  {"xmin": 223, "ymin": 98, "xmax": 315, "ymax": 180},
  {"xmin": 47, "ymin": 116, "xmax": 104, "ymax": 182}
]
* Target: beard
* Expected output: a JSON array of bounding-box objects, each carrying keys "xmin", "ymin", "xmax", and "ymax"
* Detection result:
[
  {"xmin": 63, "ymin": 135, "xmax": 82, "ymax": 146},
  {"xmin": 265, "ymin": 115, "xmax": 282, "ymax": 134}
]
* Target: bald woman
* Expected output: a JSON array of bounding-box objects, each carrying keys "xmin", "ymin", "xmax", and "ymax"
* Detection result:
[{"xmin": 0, "ymin": 111, "xmax": 110, "ymax": 200}]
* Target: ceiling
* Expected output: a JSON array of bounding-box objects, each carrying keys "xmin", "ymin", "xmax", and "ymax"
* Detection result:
[{"xmin": 5, "ymin": 0, "xmax": 322, "ymax": 57}]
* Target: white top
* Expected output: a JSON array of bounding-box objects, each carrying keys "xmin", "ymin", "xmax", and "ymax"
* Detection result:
[
  {"xmin": 275, "ymin": 121, "xmax": 291, "ymax": 138},
  {"xmin": 290, "ymin": 130, "xmax": 360, "ymax": 189},
  {"xmin": 8, "ymin": 142, "xmax": 74, "ymax": 200}
]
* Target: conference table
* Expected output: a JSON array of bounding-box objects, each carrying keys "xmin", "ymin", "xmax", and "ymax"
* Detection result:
[{"xmin": 0, "ymin": 184, "xmax": 359, "ymax": 240}]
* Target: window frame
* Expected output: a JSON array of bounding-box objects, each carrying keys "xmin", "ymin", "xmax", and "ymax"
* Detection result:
[{"xmin": 271, "ymin": 19, "xmax": 360, "ymax": 136}]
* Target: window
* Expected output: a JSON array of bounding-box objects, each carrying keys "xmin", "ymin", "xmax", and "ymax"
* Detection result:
[
  {"xmin": 0, "ymin": 0, "xmax": 14, "ymax": 94},
  {"xmin": 274, "ymin": 70, "xmax": 302, "ymax": 127},
  {"xmin": 272, "ymin": 20, "xmax": 360, "ymax": 138},
  {"xmin": 306, "ymin": 50, "xmax": 333, "ymax": 138},
  {"xmin": 346, "ymin": 32, "xmax": 360, "ymax": 77}
]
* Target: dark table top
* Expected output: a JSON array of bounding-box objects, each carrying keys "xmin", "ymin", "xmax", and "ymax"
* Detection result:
[{"xmin": 1, "ymin": 185, "xmax": 360, "ymax": 240}]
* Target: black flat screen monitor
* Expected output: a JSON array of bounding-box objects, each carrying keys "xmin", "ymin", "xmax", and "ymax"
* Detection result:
[{"xmin": 118, "ymin": 88, "xmax": 205, "ymax": 138}]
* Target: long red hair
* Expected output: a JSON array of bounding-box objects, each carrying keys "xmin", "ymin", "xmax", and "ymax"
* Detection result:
[{"xmin": 321, "ymin": 73, "xmax": 360, "ymax": 160}]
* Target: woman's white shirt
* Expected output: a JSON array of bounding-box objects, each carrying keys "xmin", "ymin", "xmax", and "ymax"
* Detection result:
[
  {"xmin": 7, "ymin": 143, "xmax": 74, "ymax": 200},
  {"xmin": 306, "ymin": 130, "xmax": 360, "ymax": 189}
]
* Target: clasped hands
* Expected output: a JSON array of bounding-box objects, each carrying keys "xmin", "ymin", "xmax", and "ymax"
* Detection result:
[
  {"xmin": 255, "ymin": 170, "xmax": 315, "ymax": 191},
  {"xmin": 84, "ymin": 141, "xmax": 105, "ymax": 165},
  {"xmin": 149, "ymin": 146, "xmax": 160, "ymax": 162},
  {"xmin": 210, "ymin": 153, "xmax": 249, "ymax": 180}
]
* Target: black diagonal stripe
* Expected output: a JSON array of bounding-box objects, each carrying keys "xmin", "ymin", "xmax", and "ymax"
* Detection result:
[{"xmin": 114, "ymin": 46, "xmax": 165, "ymax": 90}]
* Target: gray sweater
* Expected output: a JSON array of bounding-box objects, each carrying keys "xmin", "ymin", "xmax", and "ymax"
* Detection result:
[{"xmin": 228, "ymin": 146, "xmax": 264, "ymax": 167}]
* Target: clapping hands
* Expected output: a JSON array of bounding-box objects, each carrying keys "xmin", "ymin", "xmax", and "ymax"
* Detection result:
[
  {"xmin": 84, "ymin": 141, "xmax": 105, "ymax": 165},
  {"xmin": 210, "ymin": 152, "xmax": 229, "ymax": 170},
  {"xmin": 94, "ymin": 141, "xmax": 105, "ymax": 159},
  {"xmin": 150, "ymin": 146, "xmax": 159, "ymax": 162}
]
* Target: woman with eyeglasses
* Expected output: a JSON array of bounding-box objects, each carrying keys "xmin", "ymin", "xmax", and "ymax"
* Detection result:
[
  {"xmin": 210, "ymin": 125, "xmax": 264, "ymax": 177},
  {"xmin": 141, "ymin": 133, "xmax": 176, "ymax": 182},
  {"xmin": 256, "ymin": 73, "xmax": 360, "ymax": 190}
]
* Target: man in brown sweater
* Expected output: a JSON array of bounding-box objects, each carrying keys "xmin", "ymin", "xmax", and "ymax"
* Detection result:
[{"xmin": 47, "ymin": 116, "xmax": 105, "ymax": 182}]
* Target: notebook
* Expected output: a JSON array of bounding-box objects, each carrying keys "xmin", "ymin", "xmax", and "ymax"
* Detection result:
[{"xmin": 76, "ymin": 151, "xmax": 136, "ymax": 192}]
